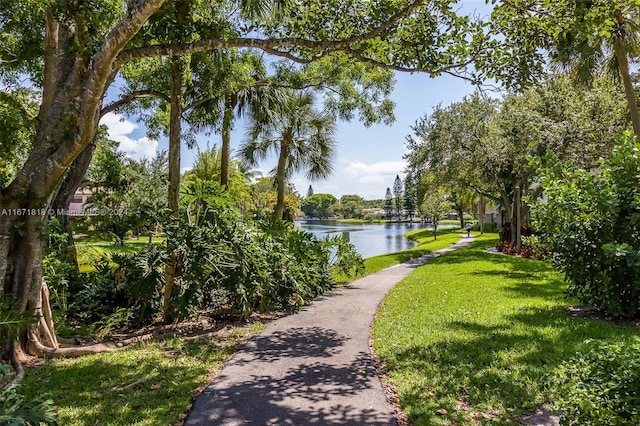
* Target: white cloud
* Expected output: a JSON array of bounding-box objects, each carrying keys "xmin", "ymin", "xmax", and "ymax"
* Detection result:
[
  {"xmin": 342, "ymin": 160, "xmax": 406, "ymax": 183},
  {"xmin": 100, "ymin": 112, "xmax": 158, "ymax": 161}
]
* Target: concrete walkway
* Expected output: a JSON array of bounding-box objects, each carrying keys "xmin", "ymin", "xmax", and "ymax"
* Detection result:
[{"xmin": 185, "ymin": 235, "xmax": 476, "ymax": 426}]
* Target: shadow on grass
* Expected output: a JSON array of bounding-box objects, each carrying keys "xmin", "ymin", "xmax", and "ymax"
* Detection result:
[
  {"xmin": 21, "ymin": 339, "xmax": 240, "ymax": 425},
  {"xmin": 388, "ymin": 305, "xmax": 637, "ymax": 425},
  {"xmin": 378, "ymin": 236, "xmax": 638, "ymax": 425}
]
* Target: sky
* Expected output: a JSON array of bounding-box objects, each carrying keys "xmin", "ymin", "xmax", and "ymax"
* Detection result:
[{"xmin": 101, "ymin": 1, "xmax": 494, "ymax": 201}]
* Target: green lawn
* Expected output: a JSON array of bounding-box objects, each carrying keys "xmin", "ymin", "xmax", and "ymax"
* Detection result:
[
  {"xmin": 333, "ymin": 227, "xmax": 467, "ymax": 284},
  {"xmin": 75, "ymin": 234, "xmax": 165, "ymax": 272},
  {"xmin": 372, "ymin": 233, "xmax": 639, "ymax": 425},
  {"xmin": 361, "ymin": 228, "xmax": 465, "ymax": 274},
  {"xmin": 21, "ymin": 323, "xmax": 264, "ymax": 425}
]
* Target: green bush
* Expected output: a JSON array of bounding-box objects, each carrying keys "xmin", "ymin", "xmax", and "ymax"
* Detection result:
[
  {"xmin": 556, "ymin": 337, "xmax": 640, "ymax": 425},
  {"xmin": 52, "ymin": 179, "xmax": 366, "ymax": 326},
  {"xmin": 71, "ymin": 207, "xmax": 364, "ymax": 323},
  {"xmin": 482, "ymin": 222, "xmax": 497, "ymax": 233},
  {"xmin": 533, "ymin": 131, "xmax": 640, "ymax": 317},
  {"xmin": 0, "ymin": 379, "xmax": 57, "ymax": 425}
]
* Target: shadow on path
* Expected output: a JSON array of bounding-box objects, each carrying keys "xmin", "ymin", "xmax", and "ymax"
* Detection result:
[{"xmin": 185, "ymin": 235, "xmax": 477, "ymax": 426}]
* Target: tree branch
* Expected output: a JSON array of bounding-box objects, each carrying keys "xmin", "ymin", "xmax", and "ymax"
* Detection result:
[
  {"xmin": 100, "ymin": 90, "xmax": 169, "ymax": 117},
  {"xmin": 115, "ymin": 0, "xmax": 428, "ymax": 68},
  {"xmin": 344, "ymin": 48, "xmax": 480, "ymax": 82},
  {"xmin": 39, "ymin": 8, "xmax": 58, "ymax": 123}
]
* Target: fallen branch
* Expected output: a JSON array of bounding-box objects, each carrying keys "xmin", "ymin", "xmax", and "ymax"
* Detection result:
[{"xmin": 110, "ymin": 374, "xmax": 158, "ymax": 392}]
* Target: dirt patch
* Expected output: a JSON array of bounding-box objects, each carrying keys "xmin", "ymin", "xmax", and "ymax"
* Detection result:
[
  {"xmin": 521, "ymin": 405, "xmax": 562, "ymax": 426},
  {"xmin": 566, "ymin": 306, "xmax": 640, "ymax": 327}
]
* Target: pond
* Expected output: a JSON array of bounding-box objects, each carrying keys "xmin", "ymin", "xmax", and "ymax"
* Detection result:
[{"xmin": 295, "ymin": 220, "xmax": 457, "ymax": 259}]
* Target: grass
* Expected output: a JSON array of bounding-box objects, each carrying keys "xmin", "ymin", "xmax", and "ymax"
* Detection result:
[
  {"xmin": 333, "ymin": 227, "xmax": 468, "ymax": 284},
  {"xmin": 75, "ymin": 234, "xmax": 165, "ymax": 272},
  {"xmin": 372, "ymin": 233, "xmax": 640, "ymax": 425},
  {"xmin": 361, "ymin": 227, "xmax": 466, "ymax": 275},
  {"xmin": 21, "ymin": 322, "xmax": 264, "ymax": 425}
]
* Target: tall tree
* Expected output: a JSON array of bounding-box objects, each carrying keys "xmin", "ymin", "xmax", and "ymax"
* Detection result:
[
  {"xmin": 403, "ymin": 175, "xmax": 417, "ymax": 222},
  {"xmin": 183, "ymin": 49, "xmax": 286, "ymax": 188},
  {"xmin": 405, "ymin": 75, "xmax": 628, "ymax": 246},
  {"xmin": 300, "ymin": 193, "xmax": 337, "ymax": 219},
  {"xmin": 0, "ymin": 0, "xmax": 514, "ymax": 361},
  {"xmin": 420, "ymin": 189, "xmax": 451, "ymax": 240},
  {"xmin": 491, "ymin": 0, "xmax": 640, "ymax": 136},
  {"xmin": 393, "ymin": 174, "xmax": 403, "ymax": 220},
  {"xmin": 241, "ymin": 91, "xmax": 336, "ymax": 220},
  {"xmin": 384, "ymin": 187, "xmax": 393, "ymax": 220},
  {"xmin": 338, "ymin": 194, "xmax": 365, "ymax": 219}
]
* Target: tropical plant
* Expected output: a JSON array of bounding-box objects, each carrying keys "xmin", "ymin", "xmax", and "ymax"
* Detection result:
[
  {"xmin": 533, "ymin": 130, "xmax": 640, "ymax": 317},
  {"xmin": 491, "ymin": 0, "xmax": 640, "ymax": 136},
  {"xmin": 0, "ymin": 300, "xmax": 57, "ymax": 425},
  {"xmin": 183, "ymin": 146, "xmax": 252, "ymax": 211},
  {"xmin": 241, "ymin": 90, "xmax": 336, "ymax": 220},
  {"xmin": 188, "ymin": 49, "xmax": 285, "ymax": 188}
]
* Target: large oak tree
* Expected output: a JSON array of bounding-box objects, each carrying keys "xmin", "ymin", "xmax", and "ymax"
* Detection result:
[{"xmin": 0, "ymin": 0, "xmax": 498, "ymax": 364}]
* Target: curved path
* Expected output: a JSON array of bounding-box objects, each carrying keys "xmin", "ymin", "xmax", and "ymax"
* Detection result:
[{"xmin": 185, "ymin": 235, "xmax": 476, "ymax": 426}]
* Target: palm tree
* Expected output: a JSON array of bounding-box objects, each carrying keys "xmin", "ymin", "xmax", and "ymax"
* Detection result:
[
  {"xmin": 550, "ymin": 3, "xmax": 640, "ymax": 136},
  {"xmin": 240, "ymin": 91, "xmax": 337, "ymax": 220},
  {"xmin": 188, "ymin": 49, "xmax": 285, "ymax": 188}
]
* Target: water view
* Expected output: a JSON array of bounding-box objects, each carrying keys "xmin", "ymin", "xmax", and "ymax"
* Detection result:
[{"xmin": 295, "ymin": 220, "xmax": 457, "ymax": 259}]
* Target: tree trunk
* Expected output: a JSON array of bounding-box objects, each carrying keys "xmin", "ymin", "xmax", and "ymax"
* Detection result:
[
  {"xmin": 275, "ymin": 138, "xmax": 291, "ymax": 220},
  {"xmin": 163, "ymin": 252, "xmax": 178, "ymax": 323},
  {"xmin": 613, "ymin": 11, "xmax": 640, "ymax": 138},
  {"xmin": 479, "ymin": 195, "xmax": 486, "ymax": 234},
  {"xmin": 220, "ymin": 95, "xmax": 236, "ymax": 188},
  {"xmin": 498, "ymin": 185, "xmax": 514, "ymax": 241},
  {"xmin": 51, "ymin": 142, "xmax": 98, "ymax": 270},
  {"xmin": 168, "ymin": 57, "xmax": 183, "ymax": 215},
  {"xmin": 163, "ymin": 56, "xmax": 184, "ymax": 324},
  {"xmin": 515, "ymin": 185, "xmax": 522, "ymax": 251},
  {"xmin": 0, "ymin": 0, "xmax": 165, "ymax": 361}
]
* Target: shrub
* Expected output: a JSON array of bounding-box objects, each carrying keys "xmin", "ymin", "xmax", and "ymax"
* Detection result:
[
  {"xmin": 495, "ymin": 240, "xmax": 541, "ymax": 259},
  {"xmin": 55, "ymin": 181, "xmax": 366, "ymax": 326},
  {"xmin": 482, "ymin": 222, "xmax": 497, "ymax": 233},
  {"xmin": 76, "ymin": 211, "xmax": 364, "ymax": 323},
  {"xmin": 533, "ymin": 131, "xmax": 640, "ymax": 317},
  {"xmin": 499, "ymin": 223, "xmax": 539, "ymax": 243},
  {"xmin": 555, "ymin": 337, "xmax": 640, "ymax": 425}
]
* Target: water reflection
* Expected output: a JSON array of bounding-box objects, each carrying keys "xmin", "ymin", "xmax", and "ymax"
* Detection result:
[{"xmin": 295, "ymin": 220, "xmax": 453, "ymax": 259}]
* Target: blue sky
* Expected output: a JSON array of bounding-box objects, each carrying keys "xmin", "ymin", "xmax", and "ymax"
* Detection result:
[{"xmin": 102, "ymin": 0, "xmax": 494, "ymax": 200}]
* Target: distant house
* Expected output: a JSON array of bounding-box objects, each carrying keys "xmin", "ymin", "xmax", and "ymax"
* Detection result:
[{"xmin": 67, "ymin": 187, "xmax": 93, "ymax": 215}]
